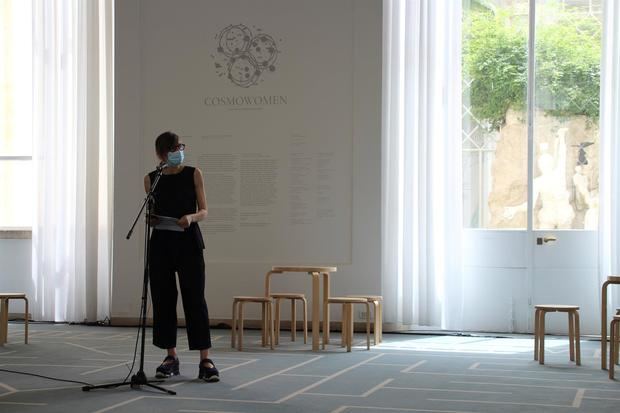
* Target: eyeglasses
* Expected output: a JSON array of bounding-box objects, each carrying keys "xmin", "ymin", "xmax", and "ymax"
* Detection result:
[{"xmin": 171, "ymin": 143, "xmax": 186, "ymax": 152}]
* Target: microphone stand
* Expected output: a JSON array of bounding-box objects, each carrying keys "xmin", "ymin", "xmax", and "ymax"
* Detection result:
[{"xmin": 83, "ymin": 166, "xmax": 175, "ymax": 395}]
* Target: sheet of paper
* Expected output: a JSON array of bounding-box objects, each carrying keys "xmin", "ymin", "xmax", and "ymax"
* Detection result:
[{"xmin": 152, "ymin": 215, "xmax": 184, "ymax": 232}]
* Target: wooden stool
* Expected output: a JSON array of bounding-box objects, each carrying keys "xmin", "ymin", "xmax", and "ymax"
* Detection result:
[
  {"xmin": 347, "ymin": 295, "xmax": 383, "ymax": 345},
  {"xmin": 534, "ymin": 305, "xmax": 580, "ymax": 365},
  {"xmin": 265, "ymin": 266, "xmax": 337, "ymax": 351},
  {"xmin": 610, "ymin": 315, "xmax": 620, "ymax": 379},
  {"xmin": 601, "ymin": 275, "xmax": 620, "ymax": 369},
  {"xmin": 0, "ymin": 293, "xmax": 29, "ymax": 345},
  {"xmin": 231, "ymin": 296, "xmax": 273, "ymax": 351},
  {"xmin": 270, "ymin": 293, "xmax": 308, "ymax": 345},
  {"xmin": 612, "ymin": 308, "xmax": 620, "ymax": 369},
  {"xmin": 325, "ymin": 297, "xmax": 370, "ymax": 352}
]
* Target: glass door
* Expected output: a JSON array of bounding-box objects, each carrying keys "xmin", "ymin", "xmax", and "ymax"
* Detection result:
[
  {"xmin": 462, "ymin": 0, "xmax": 602, "ymax": 334},
  {"xmin": 530, "ymin": 0, "xmax": 601, "ymax": 334}
]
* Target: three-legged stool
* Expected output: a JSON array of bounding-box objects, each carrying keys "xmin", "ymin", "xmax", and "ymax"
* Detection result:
[
  {"xmin": 271, "ymin": 293, "xmax": 308, "ymax": 345},
  {"xmin": 347, "ymin": 295, "xmax": 383, "ymax": 345},
  {"xmin": 231, "ymin": 296, "xmax": 274, "ymax": 351},
  {"xmin": 534, "ymin": 305, "xmax": 580, "ymax": 365},
  {"xmin": 325, "ymin": 297, "xmax": 370, "ymax": 352},
  {"xmin": 0, "ymin": 293, "xmax": 29, "ymax": 345}
]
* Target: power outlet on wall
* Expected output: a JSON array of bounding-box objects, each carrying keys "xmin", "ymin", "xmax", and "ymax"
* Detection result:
[{"xmin": 358, "ymin": 310, "xmax": 367, "ymax": 320}]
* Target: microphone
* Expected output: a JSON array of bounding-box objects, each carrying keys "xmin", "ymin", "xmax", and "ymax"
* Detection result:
[{"xmin": 156, "ymin": 161, "xmax": 168, "ymax": 171}]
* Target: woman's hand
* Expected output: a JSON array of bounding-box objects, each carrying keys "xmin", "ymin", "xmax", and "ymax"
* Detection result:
[{"xmin": 177, "ymin": 214, "xmax": 193, "ymax": 229}]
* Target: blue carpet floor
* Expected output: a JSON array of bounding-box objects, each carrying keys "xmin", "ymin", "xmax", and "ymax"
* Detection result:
[{"xmin": 0, "ymin": 323, "xmax": 619, "ymax": 412}]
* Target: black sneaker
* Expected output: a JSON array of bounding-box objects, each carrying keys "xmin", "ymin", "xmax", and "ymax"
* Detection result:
[
  {"xmin": 198, "ymin": 358, "xmax": 219, "ymax": 382},
  {"xmin": 155, "ymin": 355, "xmax": 180, "ymax": 378}
]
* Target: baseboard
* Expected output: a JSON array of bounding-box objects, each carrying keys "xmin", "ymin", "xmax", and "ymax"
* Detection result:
[{"xmin": 110, "ymin": 317, "xmax": 374, "ymax": 332}]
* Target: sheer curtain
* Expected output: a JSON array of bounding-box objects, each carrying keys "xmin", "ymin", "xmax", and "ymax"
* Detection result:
[
  {"xmin": 382, "ymin": 0, "xmax": 463, "ymax": 330},
  {"xmin": 599, "ymin": 0, "xmax": 620, "ymax": 318},
  {"xmin": 31, "ymin": 0, "xmax": 113, "ymax": 322}
]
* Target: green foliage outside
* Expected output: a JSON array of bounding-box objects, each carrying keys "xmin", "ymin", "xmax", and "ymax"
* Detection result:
[{"xmin": 463, "ymin": 4, "xmax": 601, "ymax": 130}]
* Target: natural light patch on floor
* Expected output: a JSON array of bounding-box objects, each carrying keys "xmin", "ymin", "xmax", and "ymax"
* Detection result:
[{"xmin": 367, "ymin": 335, "xmax": 573, "ymax": 355}]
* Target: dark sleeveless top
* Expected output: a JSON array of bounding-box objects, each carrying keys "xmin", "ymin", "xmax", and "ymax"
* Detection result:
[{"xmin": 148, "ymin": 166, "xmax": 205, "ymax": 250}]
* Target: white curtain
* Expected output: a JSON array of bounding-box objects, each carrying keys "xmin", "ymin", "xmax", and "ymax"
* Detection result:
[
  {"xmin": 382, "ymin": 0, "xmax": 463, "ymax": 330},
  {"xmin": 32, "ymin": 0, "xmax": 114, "ymax": 322},
  {"xmin": 599, "ymin": 0, "xmax": 620, "ymax": 318}
]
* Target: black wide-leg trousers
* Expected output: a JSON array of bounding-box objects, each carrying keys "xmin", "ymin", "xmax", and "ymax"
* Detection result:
[{"xmin": 148, "ymin": 230, "xmax": 212, "ymax": 350}]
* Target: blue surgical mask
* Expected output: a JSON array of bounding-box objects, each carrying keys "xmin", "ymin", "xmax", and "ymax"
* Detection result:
[{"xmin": 167, "ymin": 150, "xmax": 184, "ymax": 167}]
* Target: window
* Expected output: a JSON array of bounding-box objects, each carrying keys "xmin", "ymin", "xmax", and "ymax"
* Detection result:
[
  {"xmin": 462, "ymin": 0, "xmax": 601, "ymax": 230},
  {"xmin": 0, "ymin": 0, "xmax": 33, "ymax": 228}
]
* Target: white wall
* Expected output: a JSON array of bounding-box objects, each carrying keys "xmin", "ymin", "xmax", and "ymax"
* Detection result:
[
  {"xmin": 0, "ymin": 239, "xmax": 32, "ymax": 314},
  {"xmin": 111, "ymin": 0, "xmax": 382, "ymax": 323}
]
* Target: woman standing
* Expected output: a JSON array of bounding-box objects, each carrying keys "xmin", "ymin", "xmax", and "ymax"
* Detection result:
[{"xmin": 144, "ymin": 131, "xmax": 219, "ymax": 382}]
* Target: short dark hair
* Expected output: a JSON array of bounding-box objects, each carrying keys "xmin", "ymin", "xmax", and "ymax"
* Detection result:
[{"xmin": 155, "ymin": 131, "xmax": 179, "ymax": 156}]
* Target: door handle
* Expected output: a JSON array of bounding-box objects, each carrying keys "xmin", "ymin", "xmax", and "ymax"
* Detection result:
[{"xmin": 536, "ymin": 235, "xmax": 557, "ymax": 245}]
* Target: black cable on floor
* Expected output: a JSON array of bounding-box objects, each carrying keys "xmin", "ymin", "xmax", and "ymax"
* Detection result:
[
  {"xmin": 0, "ymin": 368, "xmax": 93, "ymax": 386},
  {"xmin": 3, "ymin": 298, "xmax": 158, "ymax": 387},
  {"xmin": 1, "ymin": 311, "xmax": 142, "ymax": 387}
]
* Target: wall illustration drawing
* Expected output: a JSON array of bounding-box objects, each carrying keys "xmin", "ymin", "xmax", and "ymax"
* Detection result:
[{"xmin": 213, "ymin": 24, "xmax": 281, "ymax": 88}]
